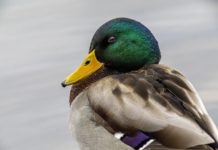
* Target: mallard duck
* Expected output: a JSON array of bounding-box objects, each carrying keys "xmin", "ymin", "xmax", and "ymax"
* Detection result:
[{"xmin": 62, "ymin": 18, "xmax": 218, "ymax": 150}]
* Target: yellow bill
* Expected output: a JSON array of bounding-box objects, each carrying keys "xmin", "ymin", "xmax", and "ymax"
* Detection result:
[{"xmin": 62, "ymin": 50, "xmax": 103, "ymax": 87}]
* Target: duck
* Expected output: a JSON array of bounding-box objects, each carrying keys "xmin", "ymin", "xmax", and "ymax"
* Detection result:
[{"xmin": 62, "ymin": 18, "xmax": 218, "ymax": 150}]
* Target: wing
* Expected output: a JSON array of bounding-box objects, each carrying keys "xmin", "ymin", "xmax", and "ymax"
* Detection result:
[{"xmin": 87, "ymin": 64, "xmax": 218, "ymax": 149}]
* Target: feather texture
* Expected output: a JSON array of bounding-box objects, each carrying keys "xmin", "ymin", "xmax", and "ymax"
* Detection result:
[{"xmin": 85, "ymin": 64, "xmax": 218, "ymax": 149}]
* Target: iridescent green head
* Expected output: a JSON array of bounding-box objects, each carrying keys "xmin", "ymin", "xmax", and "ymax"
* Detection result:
[
  {"xmin": 62, "ymin": 18, "xmax": 161, "ymax": 86},
  {"xmin": 90, "ymin": 18, "xmax": 161, "ymax": 71}
]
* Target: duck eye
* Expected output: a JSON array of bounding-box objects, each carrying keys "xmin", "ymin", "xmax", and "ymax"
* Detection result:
[
  {"xmin": 107, "ymin": 36, "xmax": 116, "ymax": 43},
  {"xmin": 84, "ymin": 60, "xmax": 91, "ymax": 66}
]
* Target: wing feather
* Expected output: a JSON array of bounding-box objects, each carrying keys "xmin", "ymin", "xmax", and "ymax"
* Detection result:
[{"xmin": 87, "ymin": 64, "xmax": 218, "ymax": 148}]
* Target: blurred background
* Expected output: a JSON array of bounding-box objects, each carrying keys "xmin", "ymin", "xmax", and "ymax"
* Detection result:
[{"xmin": 0, "ymin": 0, "xmax": 217, "ymax": 150}]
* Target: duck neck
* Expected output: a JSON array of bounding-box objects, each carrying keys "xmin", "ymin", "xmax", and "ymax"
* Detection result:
[{"xmin": 70, "ymin": 67, "xmax": 119, "ymax": 105}]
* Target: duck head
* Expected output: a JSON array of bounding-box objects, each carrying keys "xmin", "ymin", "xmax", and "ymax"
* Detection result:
[{"xmin": 62, "ymin": 18, "xmax": 161, "ymax": 87}]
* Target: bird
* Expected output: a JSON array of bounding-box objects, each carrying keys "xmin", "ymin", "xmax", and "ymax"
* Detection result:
[{"xmin": 62, "ymin": 18, "xmax": 218, "ymax": 150}]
